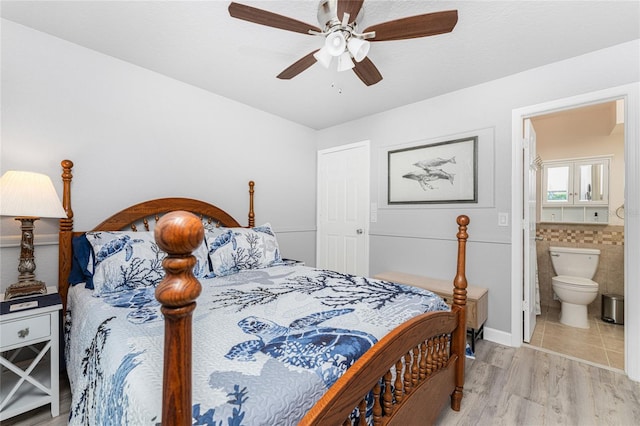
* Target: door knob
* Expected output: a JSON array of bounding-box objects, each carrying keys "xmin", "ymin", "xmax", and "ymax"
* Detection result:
[{"xmin": 356, "ymin": 229, "xmax": 364, "ymax": 235}]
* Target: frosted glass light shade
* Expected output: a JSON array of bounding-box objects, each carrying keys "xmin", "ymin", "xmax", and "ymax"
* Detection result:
[
  {"xmin": 347, "ymin": 37, "xmax": 370, "ymax": 62},
  {"xmin": 0, "ymin": 170, "xmax": 66, "ymax": 218},
  {"xmin": 314, "ymin": 47, "xmax": 333, "ymax": 68},
  {"xmin": 325, "ymin": 31, "xmax": 346, "ymax": 56},
  {"xmin": 337, "ymin": 51, "xmax": 355, "ymax": 72}
]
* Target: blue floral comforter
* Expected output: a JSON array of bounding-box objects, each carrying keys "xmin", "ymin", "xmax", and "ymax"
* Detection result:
[{"xmin": 64, "ymin": 264, "xmax": 449, "ymax": 425}]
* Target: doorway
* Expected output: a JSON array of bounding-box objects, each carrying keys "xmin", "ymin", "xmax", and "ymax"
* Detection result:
[
  {"xmin": 528, "ymin": 101, "xmax": 625, "ymax": 369},
  {"xmin": 316, "ymin": 141, "xmax": 370, "ymax": 276},
  {"xmin": 511, "ymin": 83, "xmax": 640, "ymax": 381}
]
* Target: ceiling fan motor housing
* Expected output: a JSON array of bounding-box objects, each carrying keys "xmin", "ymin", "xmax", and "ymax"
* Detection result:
[{"xmin": 318, "ymin": 0, "xmax": 363, "ymax": 30}]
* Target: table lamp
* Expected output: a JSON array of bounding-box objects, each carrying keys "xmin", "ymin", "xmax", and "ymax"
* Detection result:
[{"xmin": 0, "ymin": 170, "xmax": 67, "ymax": 300}]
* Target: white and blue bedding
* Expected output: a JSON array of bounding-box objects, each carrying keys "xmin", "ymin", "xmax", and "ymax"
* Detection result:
[{"xmin": 64, "ymin": 264, "xmax": 449, "ymax": 425}]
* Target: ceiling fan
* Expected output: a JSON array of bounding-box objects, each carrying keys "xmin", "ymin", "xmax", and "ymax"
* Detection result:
[{"xmin": 228, "ymin": 0, "xmax": 458, "ymax": 86}]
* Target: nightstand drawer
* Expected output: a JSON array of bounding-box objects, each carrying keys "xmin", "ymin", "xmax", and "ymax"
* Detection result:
[{"xmin": 0, "ymin": 314, "xmax": 51, "ymax": 347}]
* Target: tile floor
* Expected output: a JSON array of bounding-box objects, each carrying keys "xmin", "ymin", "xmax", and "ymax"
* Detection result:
[{"xmin": 528, "ymin": 305, "xmax": 625, "ymax": 370}]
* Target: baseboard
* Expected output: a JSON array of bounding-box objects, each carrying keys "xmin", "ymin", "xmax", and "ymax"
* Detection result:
[{"xmin": 483, "ymin": 327, "xmax": 512, "ymax": 346}]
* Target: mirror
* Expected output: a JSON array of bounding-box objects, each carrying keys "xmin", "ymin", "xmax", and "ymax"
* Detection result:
[
  {"xmin": 545, "ymin": 165, "xmax": 570, "ymax": 202},
  {"xmin": 577, "ymin": 163, "xmax": 605, "ymax": 202}
]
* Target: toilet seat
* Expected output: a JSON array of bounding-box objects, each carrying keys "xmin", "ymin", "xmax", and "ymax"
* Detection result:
[{"xmin": 552, "ymin": 275, "xmax": 598, "ymax": 291}]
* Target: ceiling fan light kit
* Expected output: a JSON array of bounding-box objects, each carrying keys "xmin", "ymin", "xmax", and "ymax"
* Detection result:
[
  {"xmin": 313, "ymin": 47, "xmax": 333, "ymax": 68},
  {"xmin": 347, "ymin": 37, "xmax": 370, "ymax": 62},
  {"xmin": 228, "ymin": 0, "xmax": 458, "ymax": 86},
  {"xmin": 325, "ymin": 30, "xmax": 347, "ymax": 56},
  {"xmin": 337, "ymin": 51, "xmax": 355, "ymax": 71},
  {"xmin": 314, "ymin": 28, "xmax": 364, "ymax": 70}
]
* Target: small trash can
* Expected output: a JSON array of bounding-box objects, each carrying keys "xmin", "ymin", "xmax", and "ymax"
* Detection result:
[{"xmin": 602, "ymin": 294, "xmax": 624, "ymax": 325}]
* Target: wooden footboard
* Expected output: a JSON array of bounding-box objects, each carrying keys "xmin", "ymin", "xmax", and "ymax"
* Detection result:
[
  {"xmin": 153, "ymin": 212, "xmax": 469, "ymax": 425},
  {"xmin": 300, "ymin": 309, "xmax": 463, "ymax": 425}
]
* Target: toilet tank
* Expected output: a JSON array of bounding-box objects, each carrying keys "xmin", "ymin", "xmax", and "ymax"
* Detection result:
[{"xmin": 549, "ymin": 246, "xmax": 601, "ymax": 279}]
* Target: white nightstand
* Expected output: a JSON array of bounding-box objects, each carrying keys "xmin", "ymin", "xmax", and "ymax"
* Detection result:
[{"xmin": 0, "ymin": 289, "xmax": 62, "ymax": 421}]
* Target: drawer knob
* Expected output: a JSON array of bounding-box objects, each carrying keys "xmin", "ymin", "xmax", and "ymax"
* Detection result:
[{"xmin": 18, "ymin": 327, "xmax": 30, "ymax": 338}]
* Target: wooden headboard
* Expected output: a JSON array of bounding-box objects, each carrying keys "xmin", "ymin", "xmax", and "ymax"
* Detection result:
[{"xmin": 57, "ymin": 159, "xmax": 255, "ymax": 312}]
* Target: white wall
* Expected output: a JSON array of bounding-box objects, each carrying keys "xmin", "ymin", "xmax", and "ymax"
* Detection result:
[
  {"xmin": 316, "ymin": 39, "xmax": 640, "ymax": 335},
  {"xmin": 2, "ymin": 17, "xmax": 638, "ymax": 338},
  {"xmin": 0, "ymin": 19, "xmax": 318, "ymax": 293}
]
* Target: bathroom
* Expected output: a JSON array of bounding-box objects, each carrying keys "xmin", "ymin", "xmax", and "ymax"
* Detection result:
[{"xmin": 530, "ymin": 100, "xmax": 625, "ymax": 369}]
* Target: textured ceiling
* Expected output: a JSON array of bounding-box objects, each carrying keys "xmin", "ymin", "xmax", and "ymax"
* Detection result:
[{"xmin": 2, "ymin": 1, "xmax": 639, "ymax": 129}]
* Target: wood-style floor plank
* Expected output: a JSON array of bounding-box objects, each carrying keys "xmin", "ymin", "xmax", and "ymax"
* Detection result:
[
  {"xmin": 436, "ymin": 340, "xmax": 640, "ymax": 425},
  {"xmin": 3, "ymin": 340, "xmax": 639, "ymax": 425}
]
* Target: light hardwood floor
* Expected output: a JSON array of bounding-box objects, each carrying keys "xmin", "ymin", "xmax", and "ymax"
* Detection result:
[
  {"xmin": 437, "ymin": 340, "xmax": 640, "ymax": 425},
  {"xmin": 3, "ymin": 340, "xmax": 640, "ymax": 425}
]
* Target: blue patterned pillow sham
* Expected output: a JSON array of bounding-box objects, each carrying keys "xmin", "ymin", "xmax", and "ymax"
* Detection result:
[
  {"xmin": 85, "ymin": 231, "xmax": 209, "ymax": 296},
  {"xmin": 205, "ymin": 223, "xmax": 282, "ymax": 277}
]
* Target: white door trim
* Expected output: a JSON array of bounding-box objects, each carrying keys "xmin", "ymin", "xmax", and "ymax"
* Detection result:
[
  {"xmin": 523, "ymin": 118, "xmax": 537, "ymax": 342},
  {"xmin": 316, "ymin": 140, "xmax": 370, "ymax": 275},
  {"xmin": 511, "ymin": 83, "xmax": 640, "ymax": 381}
]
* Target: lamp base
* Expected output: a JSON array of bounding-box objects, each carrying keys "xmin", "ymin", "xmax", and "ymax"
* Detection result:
[{"xmin": 4, "ymin": 279, "xmax": 47, "ymax": 300}]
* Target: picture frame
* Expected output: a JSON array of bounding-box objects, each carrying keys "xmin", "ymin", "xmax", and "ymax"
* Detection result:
[{"xmin": 388, "ymin": 136, "xmax": 478, "ymax": 204}]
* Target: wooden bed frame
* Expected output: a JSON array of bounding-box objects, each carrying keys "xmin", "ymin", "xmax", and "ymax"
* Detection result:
[{"xmin": 57, "ymin": 159, "xmax": 469, "ymax": 426}]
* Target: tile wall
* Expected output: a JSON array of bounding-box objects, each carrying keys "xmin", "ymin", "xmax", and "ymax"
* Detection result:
[{"xmin": 536, "ymin": 223, "xmax": 624, "ymax": 316}]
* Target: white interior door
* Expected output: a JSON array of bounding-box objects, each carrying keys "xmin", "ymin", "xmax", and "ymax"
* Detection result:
[
  {"xmin": 523, "ymin": 118, "xmax": 538, "ymax": 342},
  {"xmin": 317, "ymin": 142, "xmax": 369, "ymax": 276}
]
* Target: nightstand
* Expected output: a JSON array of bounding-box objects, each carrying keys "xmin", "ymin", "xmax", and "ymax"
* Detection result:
[{"xmin": 0, "ymin": 289, "xmax": 62, "ymax": 421}]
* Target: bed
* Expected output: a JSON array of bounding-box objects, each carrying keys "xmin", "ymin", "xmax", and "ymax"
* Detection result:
[{"xmin": 57, "ymin": 159, "xmax": 469, "ymax": 425}]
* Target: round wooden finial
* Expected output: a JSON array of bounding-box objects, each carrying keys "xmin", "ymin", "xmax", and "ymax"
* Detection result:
[
  {"xmin": 456, "ymin": 215, "xmax": 470, "ymax": 227},
  {"xmin": 456, "ymin": 215, "xmax": 469, "ymax": 241},
  {"xmin": 154, "ymin": 211, "xmax": 204, "ymax": 255},
  {"xmin": 155, "ymin": 211, "xmax": 204, "ymax": 309}
]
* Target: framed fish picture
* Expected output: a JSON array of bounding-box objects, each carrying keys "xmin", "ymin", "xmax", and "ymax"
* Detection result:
[{"xmin": 388, "ymin": 136, "xmax": 478, "ymax": 204}]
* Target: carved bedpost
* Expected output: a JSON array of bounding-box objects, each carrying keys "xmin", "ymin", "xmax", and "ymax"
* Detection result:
[
  {"xmin": 248, "ymin": 180, "xmax": 255, "ymax": 228},
  {"xmin": 154, "ymin": 211, "xmax": 204, "ymax": 425},
  {"xmin": 451, "ymin": 214, "xmax": 469, "ymax": 411},
  {"xmin": 59, "ymin": 159, "xmax": 74, "ymax": 313}
]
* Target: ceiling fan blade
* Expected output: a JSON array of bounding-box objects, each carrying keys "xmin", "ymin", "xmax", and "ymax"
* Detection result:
[
  {"xmin": 229, "ymin": 2, "xmax": 321, "ymax": 35},
  {"xmin": 337, "ymin": 0, "xmax": 364, "ymax": 22},
  {"xmin": 353, "ymin": 57, "xmax": 383, "ymax": 86},
  {"xmin": 364, "ymin": 10, "xmax": 458, "ymax": 41},
  {"xmin": 277, "ymin": 51, "xmax": 319, "ymax": 80}
]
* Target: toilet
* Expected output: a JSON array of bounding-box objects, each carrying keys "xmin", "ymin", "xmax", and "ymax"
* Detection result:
[{"xmin": 549, "ymin": 246, "xmax": 600, "ymax": 329}]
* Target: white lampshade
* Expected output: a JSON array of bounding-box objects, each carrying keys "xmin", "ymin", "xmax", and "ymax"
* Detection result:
[
  {"xmin": 337, "ymin": 51, "xmax": 355, "ymax": 72},
  {"xmin": 313, "ymin": 47, "xmax": 333, "ymax": 69},
  {"xmin": 325, "ymin": 31, "xmax": 346, "ymax": 57},
  {"xmin": 347, "ymin": 37, "xmax": 370, "ymax": 62},
  {"xmin": 0, "ymin": 170, "xmax": 66, "ymax": 218}
]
